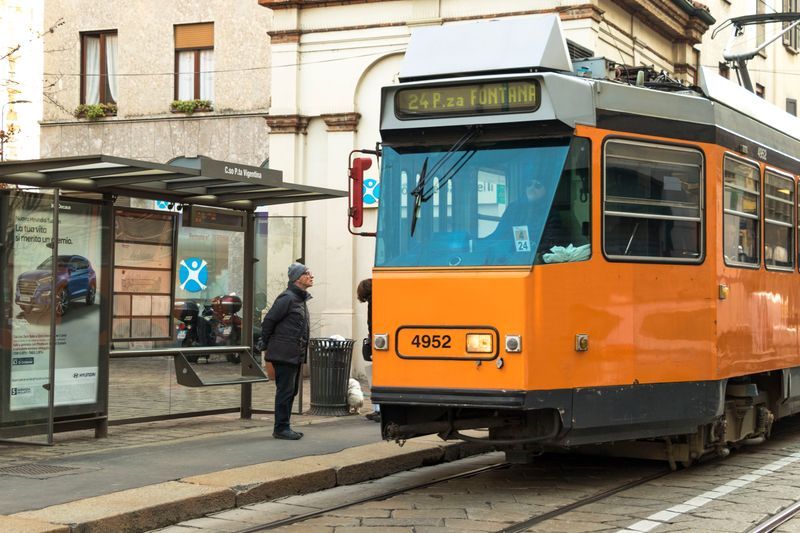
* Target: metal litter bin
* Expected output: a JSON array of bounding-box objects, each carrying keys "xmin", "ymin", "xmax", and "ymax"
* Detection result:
[{"xmin": 308, "ymin": 338, "xmax": 355, "ymax": 416}]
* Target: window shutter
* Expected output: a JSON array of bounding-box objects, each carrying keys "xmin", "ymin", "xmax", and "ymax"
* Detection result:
[{"xmin": 175, "ymin": 22, "xmax": 214, "ymax": 49}]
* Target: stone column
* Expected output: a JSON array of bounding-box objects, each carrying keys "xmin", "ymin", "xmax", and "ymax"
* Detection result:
[{"xmin": 320, "ymin": 112, "xmax": 362, "ymax": 373}]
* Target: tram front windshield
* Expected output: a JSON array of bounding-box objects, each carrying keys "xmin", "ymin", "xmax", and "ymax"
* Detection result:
[{"xmin": 376, "ymin": 139, "xmax": 588, "ymax": 267}]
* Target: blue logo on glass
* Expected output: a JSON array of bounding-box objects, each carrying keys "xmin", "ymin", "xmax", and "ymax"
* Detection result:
[
  {"xmin": 178, "ymin": 257, "xmax": 208, "ymax": 293},
  {"xmin": 155, "ymin": 200, "xmax": 170, "ymax": 210},
  {"xmin": 363, "ymin": 178, "xmax": 380, "ymax": 205}
]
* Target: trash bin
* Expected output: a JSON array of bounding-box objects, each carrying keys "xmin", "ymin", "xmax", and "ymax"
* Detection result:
[{"xmin": 308, "ymin": 338, "xmax": 355, "ymax": 416}]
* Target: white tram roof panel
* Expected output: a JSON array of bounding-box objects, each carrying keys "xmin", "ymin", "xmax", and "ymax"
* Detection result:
[
  {"xmin": 698, "ymin": 66, "xmax": 800, "ymax": 143},
  {"xmin": 399, "ymin": 14, "xmax": 573, "ymax": 82}
]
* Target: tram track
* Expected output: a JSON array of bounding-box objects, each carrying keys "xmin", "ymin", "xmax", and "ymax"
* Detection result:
[
  {"xmin": 497, "ymin": 467, "xmax": 672, "ymax": 533},
  {"xmin": 746, "ymin": 499, "xmax": 800, "ymax": 533},
  {"xmin": 235, "ymin": 460, "xmax": 510, "ymax": 532},
  {"xmin": 233, "ymin": 457, "xmax": 674, "ymax": 532}
]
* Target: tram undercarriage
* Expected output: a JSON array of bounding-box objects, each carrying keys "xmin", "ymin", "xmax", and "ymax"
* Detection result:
[{"xmin": 378, "ymin": 375, "xmax": 786, "ymax": 469}]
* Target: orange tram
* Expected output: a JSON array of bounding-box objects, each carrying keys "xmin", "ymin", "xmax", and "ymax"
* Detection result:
[{"xmin": 349, "ymin": 16, "xmax": 800, "ymax": 465}]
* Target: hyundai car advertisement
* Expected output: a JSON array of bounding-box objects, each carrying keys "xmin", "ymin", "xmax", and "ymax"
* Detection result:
[{"xmin": 8, "ymin": 197, "xmax": 102, "ymax": 411}]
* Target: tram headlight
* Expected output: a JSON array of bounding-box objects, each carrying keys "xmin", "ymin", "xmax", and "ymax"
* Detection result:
[
  {"xmin": 373, "ymin": 333, "xmax": 388, "ymax": 351},
  {"xmin": 505, "ymin": 334, "xmax": 522, "ymax": 353},
  {"xmin": 466, "ymin": 333, "xmax": 493, "ymax": 353}
]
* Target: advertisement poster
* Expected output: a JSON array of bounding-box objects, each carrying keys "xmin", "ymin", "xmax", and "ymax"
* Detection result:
[{"xmin": 9, "ymin": 197, "xmax": 102, "ymax": 411}]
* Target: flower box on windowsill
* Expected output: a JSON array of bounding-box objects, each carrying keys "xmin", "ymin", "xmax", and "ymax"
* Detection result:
[
  {"xmin": 170, "ymin": 100, "xmax": 213, "ymax": 114},
  {"xmin": 74, "ymin": 103, "xmax": 117, "ymax": 120}
]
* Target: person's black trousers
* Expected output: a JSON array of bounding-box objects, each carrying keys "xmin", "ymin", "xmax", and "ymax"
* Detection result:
[{"xmin": 273, "ymin": 362, "xmax": 300, "ymax": 432}]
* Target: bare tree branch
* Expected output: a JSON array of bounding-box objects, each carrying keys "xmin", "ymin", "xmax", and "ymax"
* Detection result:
[{"xmin": 0, "ymin": 18, "xmax": 65, "ymax": 62}]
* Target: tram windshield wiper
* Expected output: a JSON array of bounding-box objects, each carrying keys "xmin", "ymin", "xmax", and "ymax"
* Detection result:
[
  {"xmin": 409, "ymin": 127, "xmax": 480, "ymax": 237},
  {"xmin": 410, "ymin": 157, "xmax": 428, "ymax": 238}
]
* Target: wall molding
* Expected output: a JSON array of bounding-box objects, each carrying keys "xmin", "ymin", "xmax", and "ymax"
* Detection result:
[
  {"xmin": 321, "ymin": 112, "xmax": 361, "ymax": 132},
  {"xmin": 265, "ymin": 114, "xmax": 311, "ymax": 134}
]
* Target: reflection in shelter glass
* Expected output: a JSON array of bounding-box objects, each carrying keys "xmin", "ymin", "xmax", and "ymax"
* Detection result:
[
  {"xmin": 173, "ymin": 225, "xmax": 245, "ymax": 355},
  {"xmin": 112, "ymin": 210, "xmax": 175, "ymax": 343}
]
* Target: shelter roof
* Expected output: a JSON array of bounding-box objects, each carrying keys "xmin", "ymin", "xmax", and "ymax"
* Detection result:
[{"xmin": 0, "ymin": 155, "xmax": 346, "ymax": 210}]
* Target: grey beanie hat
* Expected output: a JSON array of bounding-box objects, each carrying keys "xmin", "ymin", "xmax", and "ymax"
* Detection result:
[{"xmin": 287, "ymin": 262, "xmax": 308, "ymax": 283}]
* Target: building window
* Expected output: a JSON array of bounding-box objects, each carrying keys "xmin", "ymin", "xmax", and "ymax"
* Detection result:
[
  {"xmin": 719, "ymin": 62, "xmax": 730, "ymax": 79},
  {"xmin": 81, "ymin": 31, "xmax": 117, "ymax": 105},
  {"xmin": 174, "ymin": 23, "xmax": 214, "ymax": 101},
  {"xmin": 764, "ymin": 170, "xmax": 795, "ymax": 270},
  {"xmin": 603, "ymin": 139, "xmax": 703, "ymax": 262},
  {"xmin": 788, "ymin": 98, "xmax": 797, "ymax": 116},
  {"xmin": 723, "ymin": 156, "xmax": 760, "ymax": 267},
  {"xmin": 784, "ymin": 0, "xmax": 800, "ymax": 52},
  {"xmin": 756, "ymin": 83, "xmax": 766, "ymax": 99}
]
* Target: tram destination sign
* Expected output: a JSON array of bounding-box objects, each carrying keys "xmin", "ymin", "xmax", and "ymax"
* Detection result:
[{"xmin": 394, "ymin": 79, "xmax": 540, "ymax": 119}]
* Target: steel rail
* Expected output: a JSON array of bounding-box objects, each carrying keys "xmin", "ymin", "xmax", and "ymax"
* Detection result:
[
  {"xmin": 236, "ymin": 461, "xmax": 510, "ymax": 532},
  {"xmin": 236, "ymin": 461, "xmax": 673, "ymax": 533},
  {"xmin": 748, "ymin": 500, "xmax": 800, "ymax": 533},
  {"xmin": 496, "ymin": 468, "xmax": 673, "ymax": 533}
]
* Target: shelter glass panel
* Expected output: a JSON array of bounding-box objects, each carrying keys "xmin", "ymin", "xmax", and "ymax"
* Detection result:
[
  {"xmin": 174, "ymin": 224, "xmax": 244, "ymax": 351},
  {"xmin": 1, "ymin": 192, "xmax": 106, "ymax": 439},
  {"xmin": 112, "ymin": 209, "xmax": 175, "ymax": 343}
]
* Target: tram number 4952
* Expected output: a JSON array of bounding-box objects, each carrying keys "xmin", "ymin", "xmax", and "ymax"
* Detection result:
[{"xmin": 411, "ymin": 334, "xmax": 452, "ymax": 349}]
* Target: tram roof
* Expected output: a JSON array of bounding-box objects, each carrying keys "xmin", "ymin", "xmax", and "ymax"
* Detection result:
[
  {"xmin": 0, "ymin": 155, "xmax": 346, "ymax": 210},
  {"xmin": 399, "ymin": 14, "xmax": 573, "ymax": 82}
]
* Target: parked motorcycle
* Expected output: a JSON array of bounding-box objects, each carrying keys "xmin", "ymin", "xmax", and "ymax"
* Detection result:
[
  {"xmin": 202, "ymin": 294, "xmax": 243, "ymax": 364},
  {"xmin": 173, "ymin": 300, "xmax": 213, "ymax": 362}
]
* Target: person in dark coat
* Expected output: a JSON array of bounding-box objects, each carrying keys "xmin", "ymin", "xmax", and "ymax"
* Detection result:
[
  {"xmin": 260, "ymin": 262, "xmax": 313, "ymax": 440},
  {"xmin": 357, "ymin": 278, "xmax": 380, "ymax": 422}
]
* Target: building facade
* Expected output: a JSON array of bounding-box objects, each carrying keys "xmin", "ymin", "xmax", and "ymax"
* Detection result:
[
  {"xmin": 698, "ymin": 1, "xmax": 800, "ymax": 114},
  {"xmin": 40, "ymin": 0, "xmax": 271, "ymax": 164}
]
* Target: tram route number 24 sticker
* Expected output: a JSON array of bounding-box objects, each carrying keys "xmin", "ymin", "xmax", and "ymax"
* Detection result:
[{"xmin": 513, "ymin": 225, "xmax": 530, "ymax": 252}]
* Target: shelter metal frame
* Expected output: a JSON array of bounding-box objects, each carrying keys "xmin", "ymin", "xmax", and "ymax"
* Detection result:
[{"xmin": 0, "ymin": 155, "xmax": 346, "ymax": 444}]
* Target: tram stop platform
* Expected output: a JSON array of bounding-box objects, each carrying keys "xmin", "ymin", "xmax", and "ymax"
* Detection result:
[{"xmin": 0, "ymin": 388, "xmax": 485, "ymax": 533}]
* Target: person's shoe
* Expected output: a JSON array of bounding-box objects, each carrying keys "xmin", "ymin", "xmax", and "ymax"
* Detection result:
[
  {"xmin": 273, "ymin": 429, "xmax": 302, "ymax": 440},
  {"xmin": 365, "ymin": 411, "xmax": 381, "ymax": 422}
]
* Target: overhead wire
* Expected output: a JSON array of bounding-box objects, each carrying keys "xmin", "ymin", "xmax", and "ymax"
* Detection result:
[{"xmin": 42, "ymin": 44, "xmax": 407, "ymax": 78}]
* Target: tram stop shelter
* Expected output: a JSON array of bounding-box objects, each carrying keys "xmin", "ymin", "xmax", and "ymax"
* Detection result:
[{"xmin": 0, "ymin": 155, "xmax": 346, "ymax": 444}]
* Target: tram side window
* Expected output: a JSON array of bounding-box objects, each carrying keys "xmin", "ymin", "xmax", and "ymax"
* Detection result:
[
  {"xmin": 723, "ymin": 157, "xmax": 760, "ymax": 267},
  {"xmin": 764, "ymin": 171, "xmax": 794, "ymax": 270},
  {"xmin": 603, "ymin": 140, "xmax": 703, "ymax": 262}
]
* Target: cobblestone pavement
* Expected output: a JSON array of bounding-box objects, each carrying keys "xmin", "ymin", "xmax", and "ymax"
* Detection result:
[{"xmin": 156, "ymin": 416, "xmax": 800, "ymax": 533}]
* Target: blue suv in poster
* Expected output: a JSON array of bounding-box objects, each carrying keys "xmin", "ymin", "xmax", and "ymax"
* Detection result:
[{"xmin": 15, "ymin": 254, "xmax": 97, "ymax": 317}]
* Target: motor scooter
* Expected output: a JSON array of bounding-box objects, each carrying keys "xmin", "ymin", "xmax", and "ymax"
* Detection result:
[
  {"xmin": 203, "ymin": 294, "xmax": 243, "ymax": 363},
  {"xmin": 173, "ymin": 300, "xmax": 214, "ymax": 362}
]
